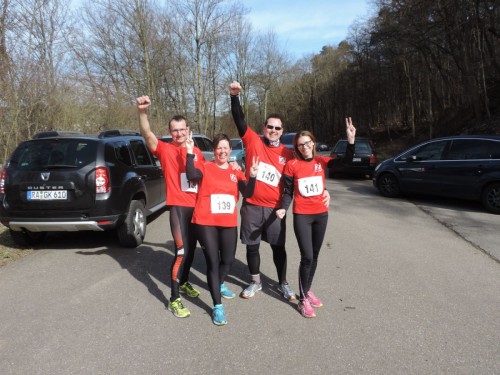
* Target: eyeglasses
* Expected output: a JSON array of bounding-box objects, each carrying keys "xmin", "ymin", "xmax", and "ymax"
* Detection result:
[
  {"xmin": 266, "ymin": 125, "xmax": 283, "ymax": 131},
  {"xmin": 297, "ymin": 140, "xmax": 314, "ymax": 149},
  {"xmin": 170, "ymin": 128, "xmax": 187, "ymax": 134}
]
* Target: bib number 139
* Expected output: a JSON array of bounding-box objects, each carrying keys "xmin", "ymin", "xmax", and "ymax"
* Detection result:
[{"xmin": 211, "ymin": 194, "xmax": 236, "ymax": 214}]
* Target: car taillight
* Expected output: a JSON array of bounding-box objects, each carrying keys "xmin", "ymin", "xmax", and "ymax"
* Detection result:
[
  {"xmin": 0, "ymin": 168, "xmax": 6, "ymax": 194},
  {"xmin": 95, "ymin": 167, "xmax": 110, "ymax": 194},
  {"xmin": 370, "ymin": 154, "xmax": 377, "ymax": 165}
]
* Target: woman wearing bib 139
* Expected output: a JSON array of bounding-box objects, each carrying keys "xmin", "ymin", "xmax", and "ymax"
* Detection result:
[
  {"xmin": 186, "ymin": 132, "xmax": 259, "ymax": 326},
  {"xmin": 276, "ymin": 118, "xmax": 356, "ymax": 318}
]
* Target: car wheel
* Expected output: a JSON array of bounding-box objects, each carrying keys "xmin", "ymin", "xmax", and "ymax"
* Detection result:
[
  {"xmin": 481, "ymin": 183, "xmax": 500, "ymax": 214},
  {"xmin": 378, "ymin": 173, "xmax": 400, "ymax": 197},
  {"xmin": 9, "ymin": 229, "xmax": 47, "ymax": 247},
  {"xmin": 117, "ymin": 200, "xmax": 147, "ymax": 247}
]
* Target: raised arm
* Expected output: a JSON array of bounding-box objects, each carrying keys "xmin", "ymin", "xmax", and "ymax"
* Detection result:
[
  {"xmin": 230, "ymin": 82, "xmax": 248, "ymax": 137},
  {"xmin": 136, "ymin": 95, "xmax": 158, "ymax": 151},
  {"xmin": 327, "ymin": 117, "xmax": 357, "ymax": 168}
]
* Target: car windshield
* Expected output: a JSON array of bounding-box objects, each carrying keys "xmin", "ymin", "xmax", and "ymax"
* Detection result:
[
  {"xmin": 231, "ymin": 140, "xmax": 243, "ymax": 150},
  {"xmin": 281, "ymin": 133, "xmax": 296, "ymax": 145},
  {"xmin": 9, "ymin": 139, "xmax": 97, "ymax": 170}
]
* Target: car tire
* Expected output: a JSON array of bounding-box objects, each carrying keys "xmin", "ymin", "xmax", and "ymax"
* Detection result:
[
  {"xmin": 9, "ymin": 229, "xmax": 47, "ymax": 247},
  {"xmin": 481, "ymin": 182, "xmax": 500, "ymax": 214},
  {"xmin": 378, "ymin": 173, "xmax": 400, "ymax": 197},
  {"xmin": 117, "ymin": 200, "xmax": 147, "ymax": 247}
]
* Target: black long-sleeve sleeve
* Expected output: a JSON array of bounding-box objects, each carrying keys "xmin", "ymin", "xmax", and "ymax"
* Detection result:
[
  {"xmin": 231, "ymin": 95, "xmax": 248, "ymax": 137},
  {"xmin": 280, "ymin": 174, "xmax": 294, "ymax": 211},
  {"xmin": 238, "ymin": 176, "xmax": 257, "ymax": 198},
  {"xmin": 327, "ymin": 142, "xmax": 355, "ymax": 168},
  {"xmin": 186, "ymin": 153, "xmax": 203, "ymax": 182}
]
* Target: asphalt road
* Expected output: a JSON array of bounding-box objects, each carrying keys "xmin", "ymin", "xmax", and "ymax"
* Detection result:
[{"xmin": 0, "ymin": 178, "xmax": 499, "ymax": 375}]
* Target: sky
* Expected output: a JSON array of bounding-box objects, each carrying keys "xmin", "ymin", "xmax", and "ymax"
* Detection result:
[{"xmin": 245, "ymin": 0, "xmax": 373, "ymax": 59}]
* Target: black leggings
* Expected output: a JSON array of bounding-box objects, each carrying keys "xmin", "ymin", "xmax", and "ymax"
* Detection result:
[
  {"xmin": 169, "ymin": 206, "xmax": 198, "ymax": 302},
  {"xmin": 196, "ymin": 225, "xmax": 237, "ymax": 306},
  {"xmin": 246, "ymin": 244, "xmax": 287, "ymax": 283},
  {"xmin": 293, "ymin": 212, "xmax": 328, "ymax": 300}
]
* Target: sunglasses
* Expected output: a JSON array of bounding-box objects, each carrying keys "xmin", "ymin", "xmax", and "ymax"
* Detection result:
[{"xmin": 266, "ymin": 125, "xmax": 283, "ymax": 131}]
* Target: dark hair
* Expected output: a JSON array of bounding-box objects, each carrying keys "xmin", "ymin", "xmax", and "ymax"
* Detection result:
[
  {"xmin": 294, "ymin": 130, "xmax": 317, "ymax": 160},
  {"xmin": 265, "ymin": 113, "xmax": 284, "ymax": 126},
  {"xmin": 212, "ymin": 133, "xmax": 231, "ymax": 149},
  {"xmin": 168, "ymin": 115, "xmax": 188, "ymax": 130}
]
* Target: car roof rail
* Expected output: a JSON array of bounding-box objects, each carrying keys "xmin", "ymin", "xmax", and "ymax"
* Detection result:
[
  {"xmin": 33, "ymin": 131, "xmax": 85, "ymax": 139},
  {"xmin": 98, "ymin": 129, "xmax": 141, "ymax": 138}
]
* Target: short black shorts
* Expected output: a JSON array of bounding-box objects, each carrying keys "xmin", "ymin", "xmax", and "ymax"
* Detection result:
[{"xmin": 240, "ymin": 203, "xmax": 286, "ymax": 246}]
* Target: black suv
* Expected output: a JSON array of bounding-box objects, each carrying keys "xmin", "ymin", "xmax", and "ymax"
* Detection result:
[
  {"xmin": 373, "ymin": 135, "xmax": 500, "ymax": 214},
  {"xmin": 329, "ymin": 137, "xmax": 377, "ymax": 178},
  {"xmin": 0, "ymin": 130, "xmax": 166, "ymax": 247}
]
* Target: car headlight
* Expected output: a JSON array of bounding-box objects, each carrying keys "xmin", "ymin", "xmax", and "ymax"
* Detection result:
[{"xmin": 229, "ymin": 156, "xmax": 236, "ymax": 161}]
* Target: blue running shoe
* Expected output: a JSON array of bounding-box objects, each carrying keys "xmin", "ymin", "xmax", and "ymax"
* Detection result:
[
  {"xmin": 220, "ymin": 283, "xmax": 236, "ymax": 299},
  {"xmin": 212, "ymin": 304, "xmax": 227, "ymax": 326}
]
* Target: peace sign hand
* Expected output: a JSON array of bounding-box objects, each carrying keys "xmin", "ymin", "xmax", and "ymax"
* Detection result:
[
  {"xmin": 345, "ymin": 117, "xmax": 356, "ymax": 144},
  {"xmin": 249, "ymin": 155, "xmax": 260, "ymax": 177}
]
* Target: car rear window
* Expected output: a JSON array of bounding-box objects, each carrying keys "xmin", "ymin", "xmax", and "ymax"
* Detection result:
[
  {"xmin": 10, "ymin": 139, "xmax": 97, "ymax": 170},
  {"xmin": 335, "ymin": 140, "xmax": 373, "ymax": 154}
]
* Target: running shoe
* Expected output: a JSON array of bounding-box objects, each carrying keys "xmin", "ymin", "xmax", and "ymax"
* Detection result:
[
  {"xmin": 241, "ymin": 281, "xmax": 262, "ymax": 299},
  {"xmin": 297, "ymin": 298, "xmax": 316, "ymax": 318},
  {"xmin": 179, "ymin": 282, "xmax": 200, "ymax": 298},
  {"xmin": 220, "ymin": 283, "xmax": 236, "ymax": 299},
  {"xmin": 167, "ymin": 298, "xmax": 191, "ymax": 318},
  {"xmin": 212, "ymin": 304, "xmax": 227, "ymax": 326},
  {"xmin": 307, "ymin": 291, "xmax": 323, "ymax": 308},
  {"xmin": 278, "ymin": 282, "xmax": 297, "ymax": 301}
]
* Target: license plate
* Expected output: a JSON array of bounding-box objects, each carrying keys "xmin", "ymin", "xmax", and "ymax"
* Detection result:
[
  {"xmin": 353, "ymin": 157, "xmax": 362, "ymax": 162},
  {"xmin": 27, "ymin": 190, "xmax": 68, "ymax": 201}
]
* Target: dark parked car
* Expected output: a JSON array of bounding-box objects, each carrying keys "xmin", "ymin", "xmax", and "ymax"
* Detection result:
[
  {"xmin": 159, "ymin": 134, "xmax": 215, "ymax": 161},
  {"xmin": 373, "ymin": 135, "xmax": 500, "ymax": 214},
  {"xmin": 0, "ymin": 130, "xmax": 167, "ymax": 247},
  {"xmin": 230, "ymin": 138, "xmax": 246, "ymax": 171},
  {"xmin": 329, "ymin": 137, "xmax": 377, "ymax": 178},
  {"xmin": 281, "ymin": 132, "xmax": 297, "ymax": 151}
]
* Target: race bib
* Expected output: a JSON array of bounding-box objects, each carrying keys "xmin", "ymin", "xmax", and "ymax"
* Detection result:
[
  {"xmin": 297, "ymin": 176, "xmax": 323, "ymax": 197},
  {"xmin": 180, "ymin": 173, "xmax": 198, "ymax": 193},
  {"xmin": 256, "ymin": 162, "xmax": 281, "ymax": 187},
  {"xmin": 210, "ymin": 194, "xmax": 236, "ymax": 214}
]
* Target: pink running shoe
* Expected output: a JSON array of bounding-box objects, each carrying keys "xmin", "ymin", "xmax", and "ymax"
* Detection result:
[
  {"xmin": 307, "ymin": 291, "xmax": 323, "ymax": 308},
  {"xmin": 298, "ymin": 299, "xmax": 316, "ymax": 318}
]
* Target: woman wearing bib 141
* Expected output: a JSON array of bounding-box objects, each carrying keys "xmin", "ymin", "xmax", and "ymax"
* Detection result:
[{"xmin": 276, "ymin": 119, "xmax": 356, "ymax": 318}]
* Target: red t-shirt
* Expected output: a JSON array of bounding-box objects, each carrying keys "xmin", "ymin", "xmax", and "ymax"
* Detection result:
[
  {"xmin": 242, "ymin": 128, "xmax": 294, "ymax": 208},
  {"xmin": 283, "ymin": 156, "xmax": 331, "ymax": 214},
  {"xmin": 152, "ymin": 141, "xmax": 204, "ymax": 207},
  {"xmin": 191, "ymin": 162, "xmax": 247, "ymax": 227}
]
